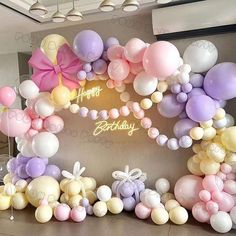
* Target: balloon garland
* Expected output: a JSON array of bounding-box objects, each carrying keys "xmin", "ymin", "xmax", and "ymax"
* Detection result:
[{"xmin": 0, "ymin": 30, "xmax": 236, "ymax": 233}]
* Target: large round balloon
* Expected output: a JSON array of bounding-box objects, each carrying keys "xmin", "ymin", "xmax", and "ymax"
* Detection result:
[
  {"xmin": 32, "ymin": 132, "xmax": 59, "ymax": 158},
  {"xmin": 25, "ymin": 176, "xmax": 60, "ymax": 207},
  {"xmin": 0, "ymin": 109, "xmax": 31, "ymax": 137},
  {"xmin": 186, "ymin": 95, "xmax": 216, "ymax": 122},
  {"xmin": 183, "ymin": 40, "xmax": 218, "ymax": 73},
  {"xmin": 157, "ymin": 94, "xmax": 184, "ymax": 118},
  {"xmin": 204, "ymin": 62, "xmax": 236, "ymax": 100},
  {"xmin": 133, "ymin": 71, "xmax": 158, "ymax": 96},
  {"xmin": 73, "ymin": 30, "xmax": 104, "ymax": 63},
  {"xmin": 143, "ymin": 41, "xmax": 180, "ymax": 78},
  {"xmin": 107, "ymin": 59, "xmax": 130, "ymax": 81},
  {"xmin": 0, "ymin": 87, "xmax": 16, "ymax": 107},
  {"xmin": 221, "ymin": 127, "xmax": 236, "ymax": 152}
]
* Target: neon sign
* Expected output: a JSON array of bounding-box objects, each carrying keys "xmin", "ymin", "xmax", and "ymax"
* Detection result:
[{"xmin": 76, "ymin": 86, "xmax": 103, "ymax": 103}]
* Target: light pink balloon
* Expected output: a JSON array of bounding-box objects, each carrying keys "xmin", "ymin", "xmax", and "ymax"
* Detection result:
[
  {"xmin": 107, "ymin": 45, "xmax": 124, "ymax": 61},
  {"xmin": 224, "ymin": 180, "xmax": 236, "ymax": 195},
  {"xmin": 202, "ymin": 175, "xmax": 224, "ymax": 192},
  {"xmin": 199, "ymin": 190, "xmax": 211, "ymax": 202},
  {"xmin": 108, "ymin": 59, "xmax": 130, "ymax": 81},
  {"xmin": 141, "ymin": 117, "xmax": 152, "ymax": 129},
  {"xmin": 143, "ymin": 41, "xmax": 180, "ymax": 78},
  {"xmin": 123, "ymin": 73, "xmax": 135, "ymax": 84},
  {"xmin": 174, "ymin": 175, "xmax": 203, "ymax": 210},
  {"xmin": 0, "ymin": 86, "xmax": 16, "ymax": 107},
  {"xmin": 192, "ymin": 202, "xmax": 210, "ymax": 223},
  {"xmin": 135, "ymin": 202, "xmax": 151, "ymax": 219},
  {"xmin": 206, "ymin": 201, "xmax": 219, "ymax": 215},
  {"xmin": 124, "ymin": 38, "xmax": 146, "ymax": 63},
  {"xmin": 0, "ymin": 109, "xmax": 31, "ymax": 137},
  {"xmin": 129, "ymin": 62, "xmax": 144, "ymax": 75},
  {"xmin": 27, "ymin": 128, "xmax": 39, "ymax": 138},
  {"xmin": 32, "ymin": 118, "xmax": 43, "ymax": 131},
  {"xmin": 43, "ymin": 115, "xmax": 64, "ymax": 134},
  {"xmin": 119, "ymin": 106, "xmax": 130, "ymax": 117},
  {"xmin": 217, "ymin": 192, "xmax": 235, "ymax": 212},
  {"xmin": 24, "ymin": 108, "xmax": 39, "ymax": 119},
  {"xmin": 109, "ymin": 108, "xmax": 119, "ymax": 119}
]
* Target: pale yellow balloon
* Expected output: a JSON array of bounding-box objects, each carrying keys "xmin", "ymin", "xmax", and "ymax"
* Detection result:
[
  {"xmin": 161, "ymin": 193, "xmax": 175, "ymax": 204},
  {"xmin": 213, "ymin": 135, "xmax": 222, "ymax": 143},
  {"xmin": 206, "ymin": 142, "xmax": 226, "ymax": 163},
  {"xmin": 224, "ymin": 152, "xmax": 236, "ymax": 172},
  {"xmin": 25, "ymin": 176, "xmax": 60, "ymax": 207},
  {"xmin": 40, "ymin": 34, "xmax": 68, "ymax": 64},
  {"xmin": 51, "ymin": 85, "xmax": 71, "ymax": 106},
  {"xmin": 200, "ymin": 159, "xmax": 220, "ymax": 175},
  {"xmin": 4, "ymin": 183, "xmax": 16, "ymax": 196},
  {"xmin": 200, "ymin": 141, "xmax": 211, "ymax": 151},
  {"xmin": 86, "ymin": 190, "xmax": 97, "ymax": 205},
  {"xmin": 60, "ymin": 178, "xmax": 70, "ymax": 192},
  {"xmin": 68, "ymin": 195, "xmax": 82, "ymax": 208},
  {"xmin": 216, "ymin": 127, "xmax": 226, "ymax": 135},
  {"xmin": 65, "ymin": 180, "xmax": 81, "ymax": 196},
  {"xmin": 190, "ymin": 127, "xmax": 204, "ymax": 140},
  {"xmin": 49, "ymin": 201, "xmax": 59, "ymax": 210},
  {"xmin": 165, "ymin": 199, "xmax": 180, "ymax": 212},
  {"xmin": 221, "ymin": 127, "xmax": 236, "ymax": 152},
  {"xmin": 3, "ymin": 173, "xmax": 12, "ymax": 184},
  {"xmin": 192, "ymin": 144, "xmax": 202, "ymax": 154},
  {"xmin": 192, "ymin": 154, "xmax": 201, "ymax": 163},
  {"xmin": 0, "ymin": 186, "xmax": 4, "ymax": 193},
  {"xmin": 151, "ymin": 92, "xmax": 163, "ymax": 103},
  {"xmin": 200, "ymin": 119, "xmax": 213, "ymax": 129},
  {"xmin": 187, "ymin": 158, "xmax": 203, "ymax": 176},
  {"xmin": 107, "ymin": 197, "xmax": 123, "ymax": 214},
  {"xmin": 70, "ymin": 89, "xmax": 78, "ymax": 101},
  {"xmin": 35, "ymin": 205, "xmax": 53, "ymax": 223},
  {"xmin": 214, "ymin": 108, "xmax": 226, "ymax": 120},
  {"xmin": 60, "ymin": 193, "xmax": 69, "ymax": 203},
  {"xmin": 12, "ymin": 192, "xmax": 28, "ymax": 210},
  {"xmin": 140, "ymin": 98, "xmax": 153, "ymax": 110},
  {"xmin": 151, "ymin": 208, "xmax": 169, "ymax": 225},
  {"xmin": 0, "ymin": 193, "xmax": 11, "ymax": 210},
  {"xmin": 93, "ymin": 201, "xmax": 108, "ymax": 217},
  {"xmin": 202, "ymin": 127, "xmax": 216, "ymax": 141},
  {"xmin": 15, "ymin": 179, "xmax": 28, "ymax": 193},
  {"xmin": 81, "ymin": 177, "xmax": 97, "ymax": 191},
  {"xmin": 157, "ymin": 81, "xmax": 168, "ymax": 93},
  {"xmin": 169, "ymin": 206, "xmax": 188, "ymax": 225}
]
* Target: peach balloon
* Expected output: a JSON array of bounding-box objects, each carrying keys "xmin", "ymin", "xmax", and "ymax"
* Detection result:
[
  {"xmin": 107, "ymin": 45, "xmax": 124, "ymax": 61},
  {"xmin": 108, "ymin": 59, "xmax": 130, "ymax": 81}
]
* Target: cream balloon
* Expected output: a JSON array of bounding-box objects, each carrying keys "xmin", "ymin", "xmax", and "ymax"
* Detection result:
[
  {"xmin": 12, "ymin": 192, "xmax": 28, "ymax": 210},
  {"xmin": 19, "ymin": 80, "xmax": 39, "ymax": 99},
  {"xmin": 35, "ymin": 98, "xmax": 55, "ymax": 117}
]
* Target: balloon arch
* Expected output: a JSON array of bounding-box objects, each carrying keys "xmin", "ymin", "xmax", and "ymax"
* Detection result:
[{"xmin": 0, "ymin": 30, "xmax": 236, "ymax": 233}]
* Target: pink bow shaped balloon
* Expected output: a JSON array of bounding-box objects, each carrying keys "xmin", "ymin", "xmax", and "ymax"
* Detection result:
[{"xmin": 28, "ymin": 44, "xmax": 81, "ymax": 92}]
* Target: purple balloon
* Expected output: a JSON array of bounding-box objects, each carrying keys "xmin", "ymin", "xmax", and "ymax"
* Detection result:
[
  {"xmin": 17, "ymin": 164, "xmax": 29, "ymax": 179},
  {"xmin": 157, "ymin": 94, "xmax": 185, "ymax": 118},
  {"xmin": 73, "ymin": 30, "xmax": 104, "ymax": 63},
  {"xmin": 177, "ymin": 92, "xmax": 188, "ymax": 103},
  {"xmin": 16, "ymin": 154, "xmax": 31, "ymax": 165},
  {"xmin": 86, "ymin": 71, "xmax": 95, "ymax": 81},
  {"xmin": 182, "ymin": 83, "xmax": 192, "ymax": 93},
  {"xmin": 111, "ymin": 180, "xmax": 120, "ymax": 194},
  {"xmin": 186, "ymin": 95, "xmax": 216, "ymax": 122},
  {"xmin": 204, "ymin": 62, "xmax": 236, "ymax": 100},
  {"xmin": 118, "ymin": 182, "xmax": 135, "ymax": 198},
  {"xmin": 123, "ymin": 197, "xmax": 136, "ymax": 211},
  {"xmin": 92, "ymin": 59, "xmax": 107, "ymax": 75},
  {"xmin": 25, "ymin": 157, "xmax": 46, "ymax": 178},
  {"xmin": 83, "ymin": 63, "xmax": 92, "ymax": 73},
  {"xmin": 133, "ymin": 179, "xmax": 145, "ymax": 192},
  {"xmin": 190, "ymin": 74, "xmax": 204, "ymax": 88},
  {"xmin": 188, "ymin": 88, "xmax": 206, "ymax": 99},
  {"xmin": 214, "ymin": 100, "xmax": 227, "ymax": 109},
  {"xmin": 12, "ymin": 175, "xmax": 21, "ymax": 184},
  {"xmin": 174, "ymin": 118, "xmax": 198, "ymax": 138},
  {"xmin": 104, "ymin": 37, "xmax": 120, "ymax": 50},
  {"xmin": 77, "ymin": 70, "xmax": 87, "ymax": 80},
  {"xmin": 171, "ymin": 84, "xmax": 181, "ymax": 94},
  {"xmin": 43, "ymin": 164, "xmax": 61, "ymax": 180},
  {"xmin": 7, "ymin": 158, "xmax": 17, "ymax": 174}
]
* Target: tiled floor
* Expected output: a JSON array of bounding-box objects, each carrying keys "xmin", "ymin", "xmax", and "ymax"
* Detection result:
[{"xmin": 0, "ymin": 207, "xmax": 235, "ymax": 236}]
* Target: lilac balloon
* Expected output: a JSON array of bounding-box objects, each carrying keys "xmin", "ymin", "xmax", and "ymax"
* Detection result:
[
  {"xmin": 174, "ymin": 119, "xmax": 198, "ymax": 138},
  {"xmin": 77, "ymin": 70, "xmax": 87, "ymax": 80},
  {"xmin": 179, "ymin": 111, "xmax": 188, "ymax": 119},
  {"xmin": 182, "ymin": 83, "xmax": 193, "ymax": 93},
  {"xmin": 25, "ymin": 157, "xmax": 46, "ymax": 178},
  {"xmin": 112, "ymin": 180, "xmax": 120, "ymax": 194},
  {"xmin": 190, "ymin": 74, "xmax": 204, "ymax": 88},
  {"xmin": 177, "ymin": 92, "xmax": 188, "ymax": 103},
  {"xmin": 16, "ymin": 154, "xmax": 31, "ymax": 165},
  {"xmin": 214, "ymin": 100, "xmax": 227, "ymax": 109},
  {"xmin": 87, "ymin": 71, "xmax": 95, "ymax": 81},
  {"xmin": 102, "ymin": 51, "xmax": 108, "ymax": 61},
  {"xmin": 157, "ymin": 94, "xmax": 185, "ymax": 118},
  {"xmin": 41, "ymin": 158, "xmax": 49, "ymax": 165},
  {"xmin": 81, "ymin": 198, "xmax": 89, "ymax": 207},
  {"xmin": 171, "ymin": 84, "xmax": 181, "ymax": 94},
  {"xmin": 44, "ymin": 164, "xmax": 61, "ymax": 180},
  {"xmin": 92, "ymin": 59, "xmax": 107, "ymax": 75},
  {"xmin": 104, "ymin": 37, "xmax": 120, "ymax": 50},
  {"xmin": 118, "ymin": 182, "xmax": 135, "ymax": 198},
  {"xmin": 83, "ymin": 63, "xmax": 92, "ymax": 73},
  {"xmin": 204, "ymin": 62, "xmax": 236, "ymax": 100},
  {"xmin": 73, "ymin": 30, "xmax": 104, "ymax": 63},
  {"xmin": 186, "ymin": 95, "xmax": 216, "ymax": 122},
  {"xmin": 133, "ymin": 179, "xmax": 145, "ymax": 192},
  {"xmin": 12, "ymin": 175, "xmax": 21, "ymax": 184},
  {"xmin": 17, "ymin": 164, "xmax": 29, "ymax": 179},
  {"xmin": 7, "ymin": 158, "xmax": 17, "ymax": 173},
  {"xmin": 188, "ymin": 88, "xmax": 206, "ymax": 99},
  {"xmin": 123, "ymin": 197, "xmax": 136, "ymax": 211}
]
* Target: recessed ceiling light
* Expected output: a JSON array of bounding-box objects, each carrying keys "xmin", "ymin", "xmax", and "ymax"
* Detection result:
[
  {"xmin": 99, "ymin": 0, "xmax": 115, "ymax": 12},
  {"xmin": 29, "ymin": 1, "xmax": 48, "ymax": 16},
  {"xmin": 66, "ymin": 0, "xmax": 83, "ymax": 21},
  {"xmin": 122, "ymin": 0, "xmax": 139, "ymax": 12},
  {"xmin": 52, "ymin": 0, "xmax": 66, "ymax": 23}
]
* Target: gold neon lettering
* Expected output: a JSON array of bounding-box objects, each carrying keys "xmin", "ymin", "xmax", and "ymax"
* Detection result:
[{"xmin": 76, "ymin": 86, "xmax": 103, "ymax": 103}]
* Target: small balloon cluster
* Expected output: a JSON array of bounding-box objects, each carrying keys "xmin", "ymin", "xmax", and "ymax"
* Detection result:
[{"xmin": 111, "ymin": 166, "xmax": 146, "ymax": 211}]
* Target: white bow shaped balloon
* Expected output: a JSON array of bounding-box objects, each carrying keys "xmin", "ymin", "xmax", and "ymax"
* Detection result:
[{"xmin": 62, "ymin": 161, "xmax": 86, "ymax": 181}]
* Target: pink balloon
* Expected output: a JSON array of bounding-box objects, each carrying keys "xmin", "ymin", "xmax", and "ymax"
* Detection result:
[
  {"xmin": 0, "ymin": 86, "xmax": 16, "ymax": 107},
  {"xmin": 217, "ymin": 192, "xmax": 235, "ymax": 212},
  {"xmin": 108, "ymin": 59, "xmax": 130, "ymax": 81},
  {"xmin": 124, "ymin": 38, "xmax": 146, "ymax": 63},
  {"xmin": 199, "ymin": 190, "xmax": 211, "ymax": 202},
  {"xmin": 141, "ymin": 117, "xmax": 152, "ymax": 129},
  {"xmin": 108, "ymin": 108, "xmax": 119, "ymax": 119},
  {"xmin": 206, "ymin": 201, "xmax": 219, "ymax": 215},
  {"xmin": 32, "ymin": 118, "xmax": 43, "ymax": 131},
  {"xmin": 0, "ymin": 109, "xmax": 31, "ymax": 137},
  {"xmin": 192, "ymin": 202, "xmax": 210, "ymax": 223},
  {"xmin": 107, "ymin": 45, "xmax": 124, "ymax": 61},
  {"xmin": 129, "ymin": 62, "xmax": 144, "ymax": 75},
  {"xmin": 119, "ymin": 106, "xmax": 130, "ymax": 117},
  {"xmin": 135, "ymin": 202, "xmax": 151, "ymax": 219},
  {"xmin": 224, "ymin": 180, "xmax": 236, "ymax": 195},
  {"xmin": 143, "ymin": 41, "xmax": 180, "ymax": 78},
  {"xmin": 43, "ymin": 115, "xmax": 64, "ymax": 134},
  {"xmin": 27, "ymin": 129, "xmax": 39, "ymax": 138},
  {"xmin": 24, "ymin": 108, "xmax": 39, "ymax": 119},
  {"xmin": 174, "ymin": 175, "xmax": 203, "ymax": 210},
  {"xmin": 202, "ymin": 175, "xmax": 224, "ymax": 192}
]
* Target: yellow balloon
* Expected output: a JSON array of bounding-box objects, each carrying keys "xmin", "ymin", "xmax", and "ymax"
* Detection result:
[
  {"xmin": 200, "ymin": 120, "xmax": 213, "ymax": 129},
  {"xmin": 0, "ymin": 186, "xmax": 4, "ymax": 193},
  {"xmin": 187, "ymin": 158, "xmax": 203, "ymax": 176},
  {"xmin": 202, "ymin": 127, "xmax": 216, "ymax": 141},
  {"xmin": 214, "ymin": 108, "xmax": 226, "ymax": 120},
  {"xmin": 12, "ymin": 192, "xmax": 28, "ymax": 210},
  {"xmin": 86, "ymin": 190, "xmax": 97, "ymax": 205},
  {"xmin": 161, "ymin": 193, "xmax": 175, "ymax": 204},
  {"xmin": 151, "ymin": 208, "xmax": 169, "ymax": 225},
  {"xmin": 151, "ymin": 92, "xmax": 163, "ymax": 103},
  {"xmin": 93, "ymin": 201, "xmax": 108, "ymax": 217},
  {"xmin": 107, "ymin": 197, "xmax": 123, "ymax": 214},
  {"xmin": 221, "ymin": 127, "xmax": 236, "ymax": 152},
  {"xmin": 200, "ymin": 159, "xmax": 220, "ymax": 175},
  {"xmin": 70, "ymin": 89, "xmax": 78, "ymax": 101},
  {"xmin": 65, "ymin": 180, "xmax": 81, "ymax": 196},
  {"xmin": 165, "ymin": 200, "xmax": 180, "ymax": 212},
  {"xmin": 192, "ymin": 144, "xmax": 202, "ymax": 154},
  {"xmin": 40, "ymin": 34, "xmax": 68, "ymax": 64},
  {"xmin": 3, "ymin": 173, "xmax": 12, "ymax": 184},
  {"xmin": 81, "ymin": 177, "xmax": 97, "ymax": 191},
  {"xmin": 60, "ymin": 178, "xmax": 70, "ymax": 192},
  {"xmin": 206, "ymin": 142, "xmax": 226, "ymax": 163},
  {"xmin": 157, "ymin": 81, "xmax": 168, "ymax": 93},
  {"xmin": 190, "ymin": 127, "xmax": 204, "ymax": 140},
  {"xmin": 0, "ymin": 193, "xmax": 11, "ymax": 210},
  {"xmin": 35, "ymin": 205, "xmax": 53, "ymax": 223},
  {"xmin": 60, "ymin": 193, "xmax": 69, "ymax": 204},
  {"xmin": 51, "ymin": 85, "xmax": 71, "ymax": 106},
  {"xmin": 140, "ymin": 98, "xmax": 153, "ymax": 110},
  {"xmin": 224, "ymin": 152, "xmax": 236, "ymax": 172},
  {"xmin": 169, "ymin": 206, "xmax": 188, "ymax": 225},
  {"xmin": 68, "ymin": 195, "xmax": 82, "ymax": 208},
  {"xmin": 25, "ymin": 176, "xmax": 60, "ymax": 207}
]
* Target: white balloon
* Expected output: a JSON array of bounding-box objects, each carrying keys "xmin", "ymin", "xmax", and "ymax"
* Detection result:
[
  {"xmin": 21, "ymin": 141, "xmax": 35, "ymax": 157},
  {"xmin": 155, "ymin": 178, "xmax": 170, "ymax": 195},
  {"xmin": 143, "ymin": 190, "xmax": 160, "ymax": 208},
  {"xmin": 210, "ymin": 211, "xmax": 232, "ymax": 233},
  {"xmin": 19, "ymin": 80, "xmax": 39, "ymax": 99},
  {"xmin": 133, "ymin": 71, "xmax": 158, "ymax": 96},
  {"xmin": 230, "ymin": 206, "xmax": 236, "ymax": 224},
  {"xmin": 225, "ymin": 114, "xmax": 235, "ymax": 127},
  {"xmin": 32, "ymin": 132, "xmax": 59, "ymax": 158},
  {"xmin": 35, "ymin": 98, "xmax": 55, "ymax": 117},
  {"xmin": 97, "ymin": 185, "xmax": 112, "ymax": 202},
  {"xmin": 183, "ymin": 40, "xmax": 218, "ymax": 73}
]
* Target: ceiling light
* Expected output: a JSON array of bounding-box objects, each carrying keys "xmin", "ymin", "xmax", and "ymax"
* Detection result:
[
  {"xmin": 52, "ymin": 0, "xmax": 66, "ymax": 23},
  {"xmin": 67, "ymin": 0, "xmax": 83, "ymax": 21},
  {"xmin": 122, "ymin": 0, "xmax": 139, "ymax": 12},
  {"xmin": 156, "ymin": 0, "xmax": 172, "ymax": 3},
  {"xmin": 99, "ymin": 0, "xmax": 115, "ymax": 12},
  {"xmin": 29, "ymin": 1, "xmax": 48, "ymax": 16}
]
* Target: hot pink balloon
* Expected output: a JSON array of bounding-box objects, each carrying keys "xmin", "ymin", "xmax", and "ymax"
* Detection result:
[
  {"xmin": 0, "ymin": 109, "xmax": 31, "ymax": 137},
  {"xmin": 124, "ymin": 38, "xmax": 146, "ymax": 63},
  {"xmin": 43, "ymin": 115, "xmax": 64, "ymax": 134},
  {"xmin": 143, "ymin": 41, "xmax": 180, "ymax": 78},
  {"xmin": 0, "ymin": 86, "xmax": 16, "ymax": 107},
  {"xmin": 107, "ymin": 45, "xmax": 124, "ymax": 61},
  {"xmin": 108, "ymin": 59, "xmax": 130, "ymax": 81}
]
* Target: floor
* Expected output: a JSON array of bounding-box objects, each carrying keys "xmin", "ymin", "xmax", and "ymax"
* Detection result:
[{"xmin": 0, "ymin": 207, "xmax": 235, "ymax": 236}]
